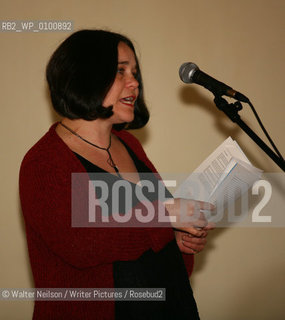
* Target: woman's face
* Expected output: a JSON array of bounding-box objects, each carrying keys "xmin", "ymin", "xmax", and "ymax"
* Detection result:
[{"xmin": 103, "ymin": 42, "xmax": 139, "ymax": 124}]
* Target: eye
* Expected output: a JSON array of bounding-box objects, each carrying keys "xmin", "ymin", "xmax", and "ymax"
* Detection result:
[{"xmin": 117, "ymin": 67, "xmax": 125, "ymax": 75}]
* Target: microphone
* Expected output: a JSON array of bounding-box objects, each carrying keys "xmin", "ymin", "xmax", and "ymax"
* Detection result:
[{"xmin": 179, "ymin": 62, "xmax": 249, "ymax": 103}]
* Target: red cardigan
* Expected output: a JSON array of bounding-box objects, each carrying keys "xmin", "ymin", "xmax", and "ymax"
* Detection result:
[{"xmin": 19, "ymin": 123, "xmax": 194, "ymax": 320}]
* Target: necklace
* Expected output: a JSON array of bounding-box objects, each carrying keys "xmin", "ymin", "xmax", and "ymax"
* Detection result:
[{"xmin": 59, "ymin": 122, "xmax": 121, "ymax": 177}]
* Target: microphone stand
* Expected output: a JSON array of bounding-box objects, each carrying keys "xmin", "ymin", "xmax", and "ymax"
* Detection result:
[{"xmin": 213, "ymin": 96, "xmax": 285, "ymax": 172}]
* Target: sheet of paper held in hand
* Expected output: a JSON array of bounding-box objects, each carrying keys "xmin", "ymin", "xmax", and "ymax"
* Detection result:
[{"xmin": 174, "ymin": 137, "xmax": 263, "ymax": 214}]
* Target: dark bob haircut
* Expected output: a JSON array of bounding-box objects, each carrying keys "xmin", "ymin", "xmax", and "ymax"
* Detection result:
[{"xmin": 46, "ymin": 29, "xmax": 149, "ymax": 130}]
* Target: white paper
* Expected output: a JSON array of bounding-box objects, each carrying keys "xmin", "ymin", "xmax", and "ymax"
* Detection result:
[{"xmin": 174, "ymin": 137, "xmax": 263, "ymax": 210}]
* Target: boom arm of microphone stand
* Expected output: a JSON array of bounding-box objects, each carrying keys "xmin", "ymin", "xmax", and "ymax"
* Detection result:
[{"xmin": 213, "ymin": 96, "xmax": 285, "ymax": 172}]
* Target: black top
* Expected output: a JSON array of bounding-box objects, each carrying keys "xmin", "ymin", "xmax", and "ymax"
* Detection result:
[
  {"xmin": 74, "ymin": 136, "xmax": 152, "ymax": 174},
  {"xmin": 75, "ymin": 139, "xmax": 200, "ymax": 320}
]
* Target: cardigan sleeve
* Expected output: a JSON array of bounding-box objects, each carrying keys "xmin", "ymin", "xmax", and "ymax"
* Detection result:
[
  {"xmin": 20, "ymin": 127, "xmax": 193, "ymax": 275},
  {"xmin": 19, "ymin": 158, "xmax": 155, "ymax": 270}
]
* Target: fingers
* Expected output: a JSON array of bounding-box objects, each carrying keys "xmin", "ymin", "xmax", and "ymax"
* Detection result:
[
  {"xmin": 182, "ymin": 234, "xmax": 207, "ymax": 253},
  {"xmin": 174, "ymin": 230, "xmax": 200, "ymax": 254},
  {"xmin": 191, "ymin": 202, "xmax": 215, "ymax": 228},
  {"xmin": 175, "ymin": 226, "xmax": 206, "ymax": 237},
  {"xmin": 196, "ymin": 200, "xmax": 216, "ymax": 211},
  {"xmin": 173, "ymin": 212, "xmax": 205, "ymax": 229},
  {"xmin": 192, "ymin": 211, "xmax": 208, "ymax": 229},
  {"xmin": 182, "ymin": 234, "xmax": 207, "ymax": 244},
  {"xmin": 203, "ymin": 222, "xmax": 216, "ymax": 230},
  {"xmin": 178, "ymin": 245, "xmax": 196, "ymax": 254},
  {"xmin": 165, "ymin": 198, "xmax": 215, "ymax": 232},
  {"xmin": 168, "ymin": 198, "xmax": 215, "ymax": 229},
  {"xmin": 179, "ymin": 245, "xmax": 197, "ymax": 255},
  {"xmin": 172, "ymin": 200, "xmax": 216, "ymax": 254}
]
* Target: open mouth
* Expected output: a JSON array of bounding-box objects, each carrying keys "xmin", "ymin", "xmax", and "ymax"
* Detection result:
[{"xmin": 119, "ymin": 96, "xmax": 136, "ymax": 106}]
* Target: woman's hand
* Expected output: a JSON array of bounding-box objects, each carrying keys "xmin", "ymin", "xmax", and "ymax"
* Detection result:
[
  {"xmin": 174, "ymin": 225, "xmax": 214, "ymax": 254},
  {"xmin": 165, "ymin": 198, "xmax": 215, "ymax": 254},
  {"xmin": 164, "ymin": 198, "xmax": 215, "ymax": 232}
]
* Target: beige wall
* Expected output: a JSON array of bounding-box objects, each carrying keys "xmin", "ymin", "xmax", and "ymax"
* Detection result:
[{"xmin": 1, "ymin": 0, "xmax": 284, "ymax": 319}]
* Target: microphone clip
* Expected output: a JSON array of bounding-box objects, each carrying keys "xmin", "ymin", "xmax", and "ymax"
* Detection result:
[{"xmin": 214, "ymin": 96, "xmax": 243, "ymax": 123}]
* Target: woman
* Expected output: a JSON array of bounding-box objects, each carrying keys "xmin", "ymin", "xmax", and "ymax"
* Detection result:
[{"xmin": 19, "ymin": 29, "xmax": 214, "ymax": 320}]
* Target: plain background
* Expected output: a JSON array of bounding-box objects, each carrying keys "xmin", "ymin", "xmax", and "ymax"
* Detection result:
[{"xmin": 0, "ymin": 0, "xmax": 284, "ymax": 319}]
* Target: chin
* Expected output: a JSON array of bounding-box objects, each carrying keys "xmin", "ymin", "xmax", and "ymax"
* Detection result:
[{"xmin": 113, "ymin": 111, "xmax": 135, "ymax": 124}]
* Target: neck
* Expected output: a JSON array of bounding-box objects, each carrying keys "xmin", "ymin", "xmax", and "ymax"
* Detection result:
[{"xmin": 60, "ymin": 118, "xmax": 113, "ymax": 147}]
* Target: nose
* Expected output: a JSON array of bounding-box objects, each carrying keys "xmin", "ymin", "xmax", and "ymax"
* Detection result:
[{"xmin": 126, "ymin": 73, "xmax": 139, "ymax": 89}]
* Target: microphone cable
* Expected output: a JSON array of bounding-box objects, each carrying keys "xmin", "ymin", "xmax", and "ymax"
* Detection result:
[{"xmin": 246, "ymin": 99, "xmax": 284, "ymax": 162}]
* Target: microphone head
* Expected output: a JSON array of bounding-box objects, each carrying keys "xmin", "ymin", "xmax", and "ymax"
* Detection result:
[{"xmin": 179, "ymin": 62, "xmax": 199, "ymax": 83}]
